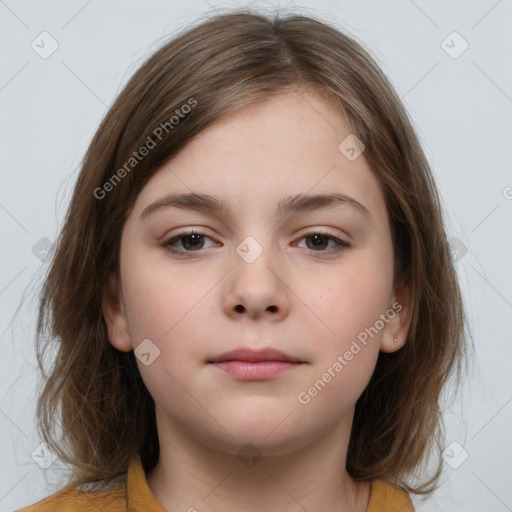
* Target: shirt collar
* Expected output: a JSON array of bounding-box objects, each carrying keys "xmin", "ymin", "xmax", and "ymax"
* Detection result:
[
  {"xmin": 125, "ymin": 454, "xmax": 412, "ymax": 511},
  {"xmin": 126, "ymin": 455, "xmax": 166, "ymax": 512}
]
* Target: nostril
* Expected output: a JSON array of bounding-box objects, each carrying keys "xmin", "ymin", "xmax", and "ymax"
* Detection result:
[{"xmin": 235, "ymin": 305, "xmax": 245, "ymax": 312}]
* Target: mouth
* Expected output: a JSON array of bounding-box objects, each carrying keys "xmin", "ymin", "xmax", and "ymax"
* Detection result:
[
  {"xmin": 207, "ymin": 347, "xmax": 306, "ymax": 381},
  {"xmin": 208, "ymin": 347, "xmax": 303, "ymax": 364}
]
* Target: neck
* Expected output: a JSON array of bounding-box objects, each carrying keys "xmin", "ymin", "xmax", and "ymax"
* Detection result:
[{"xmin": 146, "ymin": 406, "xmax": 371, "ymax": 512}]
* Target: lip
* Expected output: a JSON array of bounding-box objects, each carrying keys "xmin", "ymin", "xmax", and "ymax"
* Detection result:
[
  {"xmin": 207, "ymin": 347, "xmax": 305, "ymax": 381},
  {"xmin": 208, "ymin": 347, "xmax": 302, "ymax": 364}
]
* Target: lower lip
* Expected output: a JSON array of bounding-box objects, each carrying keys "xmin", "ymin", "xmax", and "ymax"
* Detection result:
[{"xmin": 209, "ymin": 360, "xmax": 303, "ymax": 380}]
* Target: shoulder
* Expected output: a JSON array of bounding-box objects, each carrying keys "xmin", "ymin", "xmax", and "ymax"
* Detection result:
[
  {"xmin": 367, "ymin": 479, "xmax": 414, "ymax": 512},
  {"xmin": 16, "ymin": 483, "xmax": 126, "ymax": 512}
]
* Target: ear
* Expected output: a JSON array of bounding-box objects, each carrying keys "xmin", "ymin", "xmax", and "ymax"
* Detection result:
[
  {"xmin": 102, "ymin": 272, "xmax": 133, "ymax": 352},
  {"xmin": 380, "ymin": 279, "xmax": 414, "ymax": 354}
]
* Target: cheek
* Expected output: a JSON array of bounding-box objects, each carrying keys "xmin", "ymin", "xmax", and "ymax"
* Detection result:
[
  {"xmin": 293, "ymin": 256, "xmax": 390, "ymax": 419},
  {"xmin": 120, "ymin": 238, "xmax": 178, "ymax": 324},
  {"xmin": 120, "ymin": 258, "xmax": 212, "ymax": 415},
  {"xmin": 299, "ymin": 251, "xmax": 392, "ymax": 403},
  {"xmin": 313, "ymin": 250, "xmax": 393, "ymax": 341},
  {"xmin": 120, "ymin": 250, "xmax": 216, "ymax": 363}
]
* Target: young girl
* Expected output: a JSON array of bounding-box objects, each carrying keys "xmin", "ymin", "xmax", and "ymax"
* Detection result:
[{"xmin": 19, "ymin": 8, "xmax": 467, "ymax": 511}]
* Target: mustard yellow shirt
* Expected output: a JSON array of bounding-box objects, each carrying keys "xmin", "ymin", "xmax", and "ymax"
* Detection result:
[{"xmin": 18, "ymin": 455, "xmax": 414, "ymax": 511}]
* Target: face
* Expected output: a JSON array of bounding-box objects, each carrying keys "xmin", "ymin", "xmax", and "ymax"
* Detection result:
[{"xmin": 104, "ymin": 89, "xmax": 412, "ymax": 457}]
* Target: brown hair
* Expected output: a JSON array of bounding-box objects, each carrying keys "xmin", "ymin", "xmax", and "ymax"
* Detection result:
[{"xmin": 34, "ymin": 7, "xmax": 469, "ymax": 495}]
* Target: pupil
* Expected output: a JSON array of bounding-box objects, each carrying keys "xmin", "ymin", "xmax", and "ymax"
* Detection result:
[
  {"xmin": 185, "ymin": 234, "xmax": 202, "ymax": 249},
  {"xmin": 309, "ymin": 234, "xmax": 327, "ymax": 249}
]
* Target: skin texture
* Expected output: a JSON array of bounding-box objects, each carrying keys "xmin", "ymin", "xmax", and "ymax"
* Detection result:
[{"xmin": 103, "ymin": 89, "xmax": 413, "ymax": 511}]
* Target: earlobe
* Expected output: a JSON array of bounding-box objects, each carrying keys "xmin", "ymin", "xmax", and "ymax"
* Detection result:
[
  {"xmin": 380, "ymin": 280, "xmax": 414, "ymax": 354},
  {"xmin": 102, "ymin": 273, "xmax": 133, "ymax": 353}
]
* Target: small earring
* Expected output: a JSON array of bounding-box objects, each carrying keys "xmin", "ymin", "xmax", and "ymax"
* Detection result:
[{"xmin": 393, "ymin": 338, "xmax": 398, "ymax": 344}]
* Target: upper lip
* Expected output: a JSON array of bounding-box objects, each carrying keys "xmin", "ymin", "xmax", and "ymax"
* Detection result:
[{"xmin": 208, "ymin": 347, "xmax": 303, "ymax": 363}]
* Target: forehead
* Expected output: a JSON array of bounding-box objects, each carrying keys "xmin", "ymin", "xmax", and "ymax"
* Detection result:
[{"xmin": 131, "ymin": 90, "xmax": 387, "ymax": 225}]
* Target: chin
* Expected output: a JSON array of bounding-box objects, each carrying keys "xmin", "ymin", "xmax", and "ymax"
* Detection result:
[{"xmin": 195, "ymin": 410, "xmax": 320, "ymax": 458}]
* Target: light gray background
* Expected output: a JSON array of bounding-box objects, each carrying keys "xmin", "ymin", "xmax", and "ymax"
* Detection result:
[{"xmin": 1, "ymin": 1, "xmax": 511, "ymax": 510}]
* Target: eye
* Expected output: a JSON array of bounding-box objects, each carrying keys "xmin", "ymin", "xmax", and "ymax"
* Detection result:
[
  {"xmin": 162, "ymin": 230, "xmax": 217, "ymax": 254},
  {"xmin": 162, "ymin": 229, "xmax": 350, "ymax": 255},
  {"xmin": 294, "ymin": 231, "xmax": 350, "ymax": 252}
]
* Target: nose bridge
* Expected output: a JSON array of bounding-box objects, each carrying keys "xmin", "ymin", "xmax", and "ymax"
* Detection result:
[
  {"xmin": 224, "ymin": 230, "xmax": 289, "ymax": 319},
  {"xmin": 233, "ymin": 231, "xmax": 281, "ymax": 287}
]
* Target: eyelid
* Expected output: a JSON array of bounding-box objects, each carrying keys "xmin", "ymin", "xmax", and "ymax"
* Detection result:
[
  {"xmin": 294, "ymin": 225, "xmax": 351, "ymax": 242},
  {"xmin": 293, "ymin": 231, "xmax": 351, "ymax": 252},
  {"xmin": 161, "ymin": 228, "xmax": 217, "ymax": 251},
  {"xmin": 161, "ymin": 227, "xmax": 351, "ymax": 255}
]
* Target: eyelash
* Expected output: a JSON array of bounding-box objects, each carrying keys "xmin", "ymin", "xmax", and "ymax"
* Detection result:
[{"xmin": 161, "ymin": 229, "xmax": 351, "ymax": 256}]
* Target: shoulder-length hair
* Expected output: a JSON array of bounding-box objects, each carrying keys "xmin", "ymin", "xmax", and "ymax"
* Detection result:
[{"xmin": 35, "ymin": 8, "xmax": 468, "ymax": 495}]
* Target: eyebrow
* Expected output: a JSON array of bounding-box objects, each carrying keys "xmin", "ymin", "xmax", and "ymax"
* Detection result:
[{"xmin": 140, "ymin": 192, "xmax": 372, "ymax": 221}]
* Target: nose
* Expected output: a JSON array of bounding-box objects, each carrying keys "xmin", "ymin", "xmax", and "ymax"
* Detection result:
[{"xmin": 222, "ymin": 245, "xmax": 290, "ymax": 321}]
